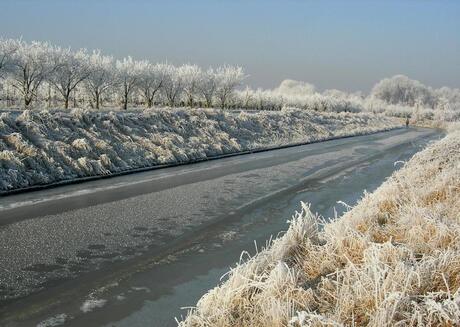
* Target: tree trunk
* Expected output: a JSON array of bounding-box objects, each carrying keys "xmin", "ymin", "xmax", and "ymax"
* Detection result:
[
  {"xmin": 47, "ymin": 85, "xmax": 51, "ymax": 108},
  {"xmin": 24, "ymin": 86, "xmax": 31, "ymax": 108},
  {"xmin": 123, "ymin": 84, "xmax": 129, "ymax": 110},
  {"xmin": 64, "ymin": 90, "xmax": 70, "ymax": 109},
  {"xmin": 24, "ymin": 96, "xmax": 32, "ymax": 108}
]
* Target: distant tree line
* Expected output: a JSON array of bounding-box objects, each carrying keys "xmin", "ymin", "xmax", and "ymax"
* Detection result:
[{"xmin": 1, "ymin": 38, "xmax": 459, "ymax": 119}]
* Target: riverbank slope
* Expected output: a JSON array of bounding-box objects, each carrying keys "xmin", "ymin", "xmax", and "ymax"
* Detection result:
[
  {"xmin": 0, "ymin": 108, "xmax": 401, "ymax": 193},
  {"xmin": 179, "ymin": 129, "xmax": 460, "ymax": 327}
]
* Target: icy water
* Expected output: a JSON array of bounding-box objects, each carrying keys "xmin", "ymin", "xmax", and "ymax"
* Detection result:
[{"xmin": 0, "ymin": 128, "xmax": 442, "ymax": 326}]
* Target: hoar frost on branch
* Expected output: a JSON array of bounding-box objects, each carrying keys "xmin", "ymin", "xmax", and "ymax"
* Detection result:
[
  {"xmin": 180, "ymin": 64, "xmax": 202, "ymax": 108},
  {"xmin": 162, "ymin": 64, "xmax": 184, "ymax": 107},
  {"xmin": 83, "ymin": 50, "xmax": 115, "ymax": 110},
  {"xmin": 137, "ymin": 62, "xmax": 166, "ymax": 108},
  {"xmin": 7, "ymin": 40, "xmax": 55, "ymax": 107},
  {"xmin": 0, "ymin": 38, "xmax": 19, "ymax": 78},
  {"xmin": 215, "ymin": 65, "xmax": 245, "ymax": 108},
  {"xmin": 49, "ymin": 47, "xmax": 91, "ymax": 109},
  {"xmin": 115, "ymin": 56, "xmax": 142, "ymax": 110}
]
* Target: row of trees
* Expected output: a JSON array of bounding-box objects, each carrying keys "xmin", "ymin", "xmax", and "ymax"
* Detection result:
[
  {"xmin": 231, "ymin": 78, "xmax": 459, "ymax": 123},
  {"xmin": 1, "ymin": 38, "xmax": 459, "ymax": 117},
  {"xmin": 0, "ymin": 38, "xmax": 245, "ymax": 109}
]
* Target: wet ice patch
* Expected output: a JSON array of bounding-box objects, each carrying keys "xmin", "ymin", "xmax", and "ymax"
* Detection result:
[
  {"xmin": 80, "ymin": 297, "xmax": 107, "ymax": 313},
  {"xmin": 37, "ymin": 313, "xmax": 68, "ymax": 327},
  {"xmin": 95, "ymin": 281, "xmax": 119, "ymax": 293},
  {"xmin": 131, "ymin": 286, "xmax": 151, "ymax": 293},
  {"xmin": 116, "ymin": 294, "xmax": 126, "ymax": 301},
  {"xmin": 154, "ymin": 254, "xmax": 178, "ymax": 265},
  {"xmin": 220, "ymin": 230, "xmax": 237, "ymax": 242}
]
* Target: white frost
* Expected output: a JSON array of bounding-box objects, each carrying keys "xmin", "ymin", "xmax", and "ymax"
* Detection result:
[
  {"xmin": 80, "ymin": 298, "xmax": 107, "ymax": 313},
  {"xmin": 36, "ymin": 314, "xmax": 68, "ymax": 327}
]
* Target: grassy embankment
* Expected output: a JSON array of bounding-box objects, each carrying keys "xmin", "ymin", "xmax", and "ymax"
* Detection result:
[
  {"xmin": 0, "ymin": 108, "xmax": 401, "ymax": 192},
  {"xmin": 179, "ymin": 128, "xmax": 460, "ymax": 327}
]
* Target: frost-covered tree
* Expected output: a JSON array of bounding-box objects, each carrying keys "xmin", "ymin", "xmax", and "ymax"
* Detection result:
[
  {"xmin": 48, "ymin": 47, "xmax": 90, "ymax": 109},
  {"xmin": 138, "ymin": 62, "xmax": 166, "ymax": 108},
  {"xmin": 435, "ymin": 86, "xmax": 460, "ymax": 111},
  {"xmin": 115, "ymin": 57, "xmax": 141, "ymax": 110},
  {"xmin": 0, "ymin": 38, "xmax": 19, "ymax": 79},
  {"xmin": 215, "ymin": 65, "xmax": 245, "ymax": 108},
  {"xmin": 197, "ymin": 67, "xmax": 217, "ymax": 108},
  {"xmin": 84, "ymin": 50, "xmax": 115, "ymax": 109},
  {"xmin": 274, "ymin": 79, "xmax": 316, "ymax": 97},
  {"xmin": 6, "ymin": 37, "xmax": 459, "ymax": 116},
  {"xmin": 180, "ymin": 64, "xmax": 202, "ymax": 107},
  {"xmin": 9, "ymin": 40, "xmax": 55, "ymax": 107},
  {"xmin": 371, "ymin": 75, "xmax": 436, "ymax": 108},
  {"xmin": 162, "ymin": 64, "xmax": 183, "ymax": 107},
  {"xmin": 238, "ymin": 86, "xmax": 255, "ymax": 109}
]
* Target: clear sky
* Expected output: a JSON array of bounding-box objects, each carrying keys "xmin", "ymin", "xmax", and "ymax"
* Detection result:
[{"xmin": 1, "ymin": 0, "xmax": 459, "ymax": 92}]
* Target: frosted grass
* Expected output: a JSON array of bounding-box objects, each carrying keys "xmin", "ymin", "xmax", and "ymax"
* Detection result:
[
  {"xmin": 0, "ymin": 108, "xmax": 400, "ymax": 192},
  {"xmin": 179, "ymin": 128, "xmax": 460, "ymax": 327}
]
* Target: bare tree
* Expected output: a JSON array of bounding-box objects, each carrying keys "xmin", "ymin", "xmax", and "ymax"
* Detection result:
[
  {"xmin": 215, "ymin": 65, "xmax": 245, "ymax": 109},
  {"xmin": 48, "ymin": 47, "xmax": 90, "ymax": 109},
  {"xmin": 180, "ymin": 64, "xmax": 202, "ymax": 107},
  {"xmin": 162, "ymin": 64, "xmax": 183, "ymax": 107},
  {"xmin": 0, "ymin": 38, "xmax": 19, "ymax": 79},
  {"xmin": 116, "ymin": 57, "xmax": 141, "ymax": 110},
  {"xmin": 9, "ymin": 40, "xmax": 55, "ymax": 107},
  {"xmin": 197, "ymin": 67, "xmax": 217, "ymax": 108},
  {"xmin": 138, "ymin": 62, "xmax": 166, "ymax": 108},
  {"xmin": 84, "ymin": 50, "xmax": 115, "ymax": 109}
]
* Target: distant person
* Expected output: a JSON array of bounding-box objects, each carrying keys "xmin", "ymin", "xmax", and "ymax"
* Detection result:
[{"xmin": 405, "ymin": 117, "xmax": 410, "ymax": 128}]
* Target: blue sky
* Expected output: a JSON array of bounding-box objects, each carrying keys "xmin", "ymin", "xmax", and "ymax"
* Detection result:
[{"xmin": 1, "ymin": 0, "xmax": 459, "ymax": 91}]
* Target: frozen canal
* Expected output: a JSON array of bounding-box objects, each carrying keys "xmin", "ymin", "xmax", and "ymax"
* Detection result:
[{"xmin": 0, "ymin": 127, "xmax": 442, "ymax": 326}]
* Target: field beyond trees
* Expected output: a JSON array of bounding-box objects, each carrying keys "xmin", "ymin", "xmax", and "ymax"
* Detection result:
[{"xmin": 179, "ymin": 128, "xmax": 460, "ymax": 327}]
